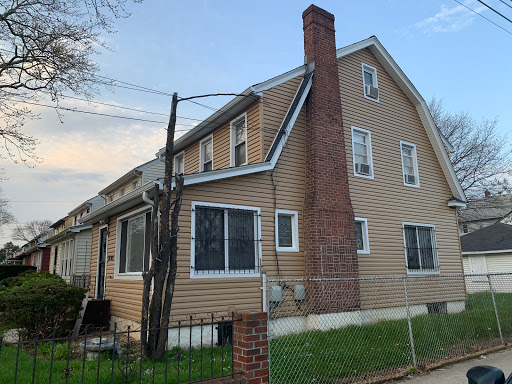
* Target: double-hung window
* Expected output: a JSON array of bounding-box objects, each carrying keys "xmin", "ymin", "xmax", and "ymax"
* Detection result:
[
  {"xmin": 191, "ymin": 202, "xmax": 261, "ymax": 277},
  {"xmin": 351, "ymin": 127, "xmax": 373, "ymax": 178},
  {"xmin": 355, "ymin": 217, "xmax": 370, "ymax": 254},
  {"xmin": 275, "ymin": 210, "xmax": 299, "ymax": 252},
  {"xmin": 200, "ymin": 136, "xmax": 213, "ymax": 172},
  {"xmin": 60, "ymin": 239, "xmax": 74, "ymax": 276},
  {"xmin": 403, "ymin": 223, "xmax": 439, "ymax": 273},
  {"xmin": 116, "ymin": 209, "xmax": 151, "ymax": 277},
  {"xmin": 231, "ymin": 114, "xmax": 247, "ymax": 167},
  {"xmin": 174, "ymin": 152, "xmax": 184, "ymax": 175},
  {"xmin": 362, "ymin": 63, "xmax": 379, "ymax": 101},
  {"xmin": 400, "ymin": 141, "xmax": 419, "ymax": 187}
]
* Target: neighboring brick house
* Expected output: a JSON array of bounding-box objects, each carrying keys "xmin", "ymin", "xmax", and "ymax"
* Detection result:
[
  {"xmin": 13, "ymin": 234, "xmax": 51, "ymax": 272},
  {"xmin": 458, "ymin": 191, "xmax": 512, "ymax": 234},
  {"xmin": 81, "ymin": 5, "xmax": 467, "ymax": 327}
]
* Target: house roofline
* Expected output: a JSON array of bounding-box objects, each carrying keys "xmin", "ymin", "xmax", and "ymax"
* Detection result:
[{"xmin": 462, "ymin": 249, "xmax": 512, "ymax": 255}]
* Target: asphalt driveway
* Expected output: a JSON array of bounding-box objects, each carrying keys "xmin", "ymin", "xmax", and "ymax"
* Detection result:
[{"xmin": 393, "ymin": 348, "xmax": 512, "ymax": 383}]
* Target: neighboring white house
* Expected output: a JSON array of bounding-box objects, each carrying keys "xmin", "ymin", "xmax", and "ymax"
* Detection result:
[{"xmin": 461, "ymin": 222, "xmax": 512, "ymax": 293}]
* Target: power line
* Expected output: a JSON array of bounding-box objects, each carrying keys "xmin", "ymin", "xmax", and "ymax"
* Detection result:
[
  {"xmin": 476, "ymin": 0, "xmax": 512, "ymax": 24},
  {"xmin": 498, "ymin": 0, "xmax": 512, "ymax": 10},
  {"xmin": 453, "ymin": 0, "xmax": 512, "ymax": 35}
]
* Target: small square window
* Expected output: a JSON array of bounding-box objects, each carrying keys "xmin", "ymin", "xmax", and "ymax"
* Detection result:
[
  {"xmin": 200, "ymin": 136, "xmax": 213, "ymax": 172},
  {"xmin": 174, "ymin": 152, "xmax": 184, "ymax": 175},
  {"xmin": 362, "ymin": 63, "xmax": 379, "ymax": 101},
  {"xmin": 351, "ymin": 127, "xmax": 373, "ymax": 179},
  {"xmin": 400, "ymin": 141, "xmax": 420, "ymax": 187},
  {"xmin": 355, "ymin": 217, "xmax": 370, "ymax": 254},
  {"xmin": 275, "ymin": 210, "xmax": 299, "ymax": 252}
]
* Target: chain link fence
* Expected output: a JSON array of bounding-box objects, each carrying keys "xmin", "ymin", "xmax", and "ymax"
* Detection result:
[{"xmin": 265, "ymin": 273, "xmax": 512, "ymax": 383}]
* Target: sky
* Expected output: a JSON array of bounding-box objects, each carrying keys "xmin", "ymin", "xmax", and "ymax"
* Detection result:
[{"xmin": 1, "ymin": 0, "xmax": 511, "ymax": 246}]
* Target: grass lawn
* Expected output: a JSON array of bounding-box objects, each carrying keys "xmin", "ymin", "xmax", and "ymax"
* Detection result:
[
  {"xmin": 269, "ymin": 292, "xmax": 512, "ymax": 384},
  {"xmin": 0, "ymin": 343, "xmax": 233, "ymax": 384}
]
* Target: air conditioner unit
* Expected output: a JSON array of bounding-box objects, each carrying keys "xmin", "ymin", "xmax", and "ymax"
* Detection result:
[
  {"xmin": 365, "ymin": 84, "xmax": 379, "ymax": 99},
  {"xmin": 405, "ymin": 174, "xmax": 416, "ymax": 185},
  {"xmin": 355, "ymin": 162, "xmax": 371, "ymax": 176}
]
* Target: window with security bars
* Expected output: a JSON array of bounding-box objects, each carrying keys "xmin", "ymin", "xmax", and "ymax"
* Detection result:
[
  {"xmin": 403, "ymin": 224, "xmax": 439, "ymax": 273},
  {"xmin": 231, "ymin": 115, "xmax": 247, "ymax": 167},
  {"xmin": 192, "ymin": 204, "xmax": 260, "ymax": 275}
]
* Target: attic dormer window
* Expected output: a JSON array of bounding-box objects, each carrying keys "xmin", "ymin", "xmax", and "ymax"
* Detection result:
[
  {"xmin": 174, "ymin": 152, "xmax": 184, "ymax": 175},
  {"xmin": 231, "ymin": 114, "xmax": 247, "ymax": 167},
  {"xmin": 362, "ymin": 63, "xmax": 379, "ymax": 101}
]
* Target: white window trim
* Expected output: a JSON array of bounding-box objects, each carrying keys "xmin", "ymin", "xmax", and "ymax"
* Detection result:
[
  {"xmin": 114, "ymin": 205, "xmax": 152, "ymax": 281},
  {"xmin": 275, "ymin": 209, "xmax": 299, "ymax": 253},
  {"xmin": 174, "ymin": 151, "xmax": 185, "ymax": 175},
  {"xmin": 199, "ymin": 135, "xmax": 214, "ymax": 172},
  {"xmin": 355, "ymin": 217, "xmax": 370, "ymax": 255},
  {"xmin": 95, "ymin": 224, "xmax": 108, "ymax": 298},
  {"xmin": 402, "ymin": 222, "xmax": 440, "ymax": 275},
  {"xmin": 361, "ymin": 62, "xmax": 379, "ymax": 102},
  {"xmin": 351, "ymin": 126, "xmax": 374, "ymax": 180},
  {"xmin": 190, "ymin": 201, "xmax": 261, "ymax": 279},
  {"xmin": 230, "ymin": 112, "xmax": 248, "ymax": 167},
  {"xmin": 400, "ymin": 141, "xmax": 420, "ymax": 188}
]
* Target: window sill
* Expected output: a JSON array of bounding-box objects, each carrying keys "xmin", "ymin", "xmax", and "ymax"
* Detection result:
[
  {"xmin": 403, "ymin": 182, "xmax": 421, "ymax": 189},
  {"xmin": 357, "ymin": 249, "xmax": 370, "ymax": 255},
  {"xmin": 276, "ymin": 246, "xmax": 299, "ymax": 253},
  {"xmin": 114, "ymin": 272, "xmax": 143, "ymax": 281},
  {"xmin": 354, "ymin": 173, "xmax": 374, "ymax": 180},
  {"xmin": 190, "ymin": 272, "xmax": 260, "ymax": 279},
  {"xmin": 406, "ymin": 269, "xmax": 440, "ymax": 275},
  {"xmin": 364, "ymin": 94, "xmax": 380, "ymax": 103}
]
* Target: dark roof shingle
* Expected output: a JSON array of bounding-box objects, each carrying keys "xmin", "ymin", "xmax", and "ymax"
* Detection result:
[{"xmin": 461, "ymin": 223, "xmax": 512, "ymax": 253}]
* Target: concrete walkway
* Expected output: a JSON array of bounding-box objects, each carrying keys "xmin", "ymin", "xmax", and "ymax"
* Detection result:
[{"xmin": 392, "ymin": 348, "xmax": 512, "ymax": 383}]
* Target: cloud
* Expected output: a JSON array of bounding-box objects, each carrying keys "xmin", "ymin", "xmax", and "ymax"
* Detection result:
[{"xmin": 415, "ymin": 1, "xmax": 487, "ymax": 34}]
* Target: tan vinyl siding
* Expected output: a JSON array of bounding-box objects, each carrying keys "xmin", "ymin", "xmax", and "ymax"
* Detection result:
[
  {"xmin": 181, "ymin": 101, "xmax": 262, "ymax": 174},
  {"xmin": 339, "ymin": 48, "xmax": 464, "ymax": 280},
  {"xmin": 261, "ymin": 76, "xmax": 303, "ymax": 157},
  {"xmin": 105, "ymin": 176, "xmax": 141, "ymax": 204}
]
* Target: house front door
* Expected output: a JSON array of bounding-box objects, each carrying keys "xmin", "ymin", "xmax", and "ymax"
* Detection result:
[{"xmin": 96, "ymin": 227, "xmax": 108, "ymax": 299}]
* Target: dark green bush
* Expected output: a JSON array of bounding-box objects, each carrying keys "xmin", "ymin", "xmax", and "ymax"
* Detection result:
[
  {"xmin": 0, "ymin": 265, "xmax": 36, "ymax": 282},
  {"xmin": 0, "ymin": 272, "xmax": 86, "ymax": 337}
]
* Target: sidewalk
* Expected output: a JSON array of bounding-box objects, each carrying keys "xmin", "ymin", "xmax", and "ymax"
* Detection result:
[{"xmin": 393, "ymin": 348, "xmax": 512, "ymax": 383}]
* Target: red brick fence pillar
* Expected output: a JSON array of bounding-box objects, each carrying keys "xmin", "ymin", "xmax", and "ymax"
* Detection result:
[{"xmin": 233, "ymin": 311, "xmax": 270, "ymax": 384}]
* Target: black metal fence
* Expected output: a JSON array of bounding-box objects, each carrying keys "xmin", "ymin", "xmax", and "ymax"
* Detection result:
[
  {"xmin": 70, "ymin": 274, "xmax": 91, "ymax": 290},
  {"xmin": 0, "ymin": 314, "xmax": 237, "ymax": 384}
]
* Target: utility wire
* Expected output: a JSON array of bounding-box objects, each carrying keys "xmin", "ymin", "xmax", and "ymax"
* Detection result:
[
  {"xmin": 476, "ymin": 0, "xmax": 512, "ymax": 24},
  {"xmin": 453, "ymin": 0, "xmax": 512, "ymax": 35},
  {"xmin": 498, "ymin": 0, "xmax": 512, "ymax": 10}
]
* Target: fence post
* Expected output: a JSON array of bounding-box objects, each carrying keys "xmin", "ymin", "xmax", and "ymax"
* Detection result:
[
  {"xmin": 403, "ymin": 277, "xmax": 417, "ymax": 367},
  {"xmin": 233, "ymin": 311, "xmax": 269, "ymax": 384},
  {"xmin": 488, "ymin": 274, "xmax": 504, "ymax": 345},
  {"xmin": 261, "ymin": 268, "xmax": 268, "ymax": 313}
]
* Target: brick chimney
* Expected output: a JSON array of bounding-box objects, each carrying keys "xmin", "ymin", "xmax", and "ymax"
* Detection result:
[{"xmin": 302, "ymin": 5, "xmax": 360, "ymax": 311}]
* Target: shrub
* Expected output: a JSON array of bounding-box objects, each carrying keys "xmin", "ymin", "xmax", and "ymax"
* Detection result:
[
  {"xmin": 0, "ymin": 265, "xmax": 36, "ymax": 282},
  {"xmin": 0, "ymin": 272, "xmax": 86, "ymax": 337}
]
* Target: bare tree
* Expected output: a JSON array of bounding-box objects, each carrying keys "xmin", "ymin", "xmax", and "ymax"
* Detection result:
[
  {"xmin": 12, "ymin": 219, "xmax": 52, "ymax": 243},
  {"xmin": 429, "ymin": 97, "xmax": 511, "ymax": 198},
  {"xmin": 0, "ymin": 187, "xmax": 14, "ymax": 230},
  {"xmin": 0, "ymin": 0, "xmax": 142, "ymax": 163},
  {"xmin": 141, "ymin": 93, "xmax": 184, "ymax": 359}
]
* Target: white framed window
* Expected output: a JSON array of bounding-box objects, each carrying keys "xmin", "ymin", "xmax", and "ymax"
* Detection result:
[
  {"xmin": 120, "ymin": 188, "xmax": 125, "ymax": 197},
  {"xmin": 115, "ymin": 207, "xmax": 151, "ymax": 279},
  {"xmin": 108, "ymin": 195, "xmax": 113, "ymax": 203},
  {"xmin": 362, "ymin": 63, "xmax": 379, "ymax": 101},
  {"xmin": 351, "ymin": 126, "xmax": 374, "ymax": 179},
  {"xmin": 132, "ymin": 181, "xmax": 138, "ymax": 191},
  {"xmin": 60, "ymin": 239, "xmax": 74, "ymax": 277},
  {"xmin": 191, "ymin": 201, "xmax": 261, "ymax": 278},
  {"xmin": 174, "ymin": 151, "xmax": 185, "ymax": 175},
  {"xmin": 230, "ymin": 113, "xmax": 248, "ymax": 167},
  {"xmin": 355, "ymin": 217, "xmax": 370, "ymax": 254},
  {"xmin": 400, "ymin": 141, "xmax": 420, "ymax": 188},
  {"xmin": 275, "ymin": 210, "xmax": 299, "ymax": 252},
  {"xmin": 402, "ymin": 222, "xmax": 439, "ymax": 274},
  {"xmin": 200, "ymin": 136, "xmax": 213, "ymax": 172}
]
